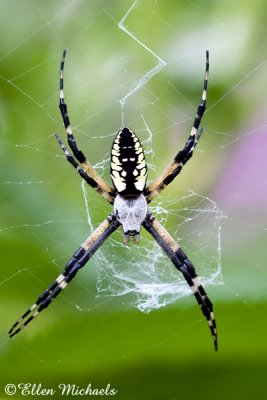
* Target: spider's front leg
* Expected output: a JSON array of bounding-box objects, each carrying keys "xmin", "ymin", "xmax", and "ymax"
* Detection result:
[
  {"xmin": 9, "ymin": 214, "xmax": 120, "ymax": 338},
  {"xmin": 143, "ymin": 211, "xmax": 217, "ymax": 351}
]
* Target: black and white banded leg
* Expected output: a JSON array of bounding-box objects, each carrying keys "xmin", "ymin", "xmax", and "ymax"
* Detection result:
[
  {"xmin": 55, "ymin": 133, "xmax": 115, "ymax": 203},
  {"xmin": 145, "ymin": 51, "xmax": 209, "ymax": 203},
  {"xmin": 8, "ymin": 214, "xmax": 120, "ymax": 338},
  {"xmin": 143, "ymin": 211, "xmax": 217, "ymax": 351},
  {"xmin": 58, "ymin": 49, "xmax": 115, "ymax": 204}
]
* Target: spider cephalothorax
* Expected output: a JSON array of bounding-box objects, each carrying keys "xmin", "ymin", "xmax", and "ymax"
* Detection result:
[
  {"xmin": 114, "ymin": 192, "xmax": 147, "ymax": 243},
  {"xmin": 9, "ymin": 49, "xmax": 217, "ymax": 351}
]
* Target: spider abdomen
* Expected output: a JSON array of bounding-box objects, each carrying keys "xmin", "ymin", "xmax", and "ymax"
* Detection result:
[{"xmin": 110, "ymin": 127, "xmax": 147, "ymax": 195}]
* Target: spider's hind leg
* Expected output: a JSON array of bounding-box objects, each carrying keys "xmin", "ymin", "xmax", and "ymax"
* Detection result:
[
  {"xmin": 145, "ymin": 51, "xmax": 209, "ymax": 203},
  {"xmin": 57, "ymin": 49, "xmax": 115, "ymax": 204}
]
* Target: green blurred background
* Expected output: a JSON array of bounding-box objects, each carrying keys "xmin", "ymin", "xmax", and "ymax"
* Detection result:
[{"xmin": 1, "ymin": 0, "xmax": 267, "ymax": 399}]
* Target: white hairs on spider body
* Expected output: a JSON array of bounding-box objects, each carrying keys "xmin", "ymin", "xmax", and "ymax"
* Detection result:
[{"xmin": 114, "ymin": 194, "xmax": 147, "ymax": 243}]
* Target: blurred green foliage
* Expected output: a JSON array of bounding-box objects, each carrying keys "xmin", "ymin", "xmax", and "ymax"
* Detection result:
[{"xmin": 1, "ymin": 0, "xmax": 267, "ymax": 399}]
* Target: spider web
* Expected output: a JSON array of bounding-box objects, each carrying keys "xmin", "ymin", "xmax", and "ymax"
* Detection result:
[
  {"xmin": 83, "ymin": 183, "xmax": 223, "ymax": 312},
  {"xmin": 0, "ymin": 0, "xmax": 267, "ymax": 374}
]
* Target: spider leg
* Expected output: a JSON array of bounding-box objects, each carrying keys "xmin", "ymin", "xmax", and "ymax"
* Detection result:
[
  {"xmin": 145, "ymin": 51, "xmax": 209, "ymax": 203},
  {"xmin": 9, "ymin": 213, "xmax": 120, "ymax": 338},
  {"xmin": 55, "ymin": 133, "xmax": 114, "ymax": 203},
  {"xmin": 142, "ymin": 211, "xmax": 217, "ymax": 351},
  {"xmin": 58, "ymin": 49, "xmax": 115, "ymax": 203}
]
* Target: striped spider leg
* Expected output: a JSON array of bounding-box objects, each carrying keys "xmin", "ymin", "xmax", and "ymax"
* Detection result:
[
  {"xmin": 145, "ymin": 51, "xmax": 209, "ymax": 203},
  {"xmin": 143, "ymin": 212, "xmax": 217, "ymax": 351},
  {"xmin": 58, "ymin": 49, "xmax": 115, "ymax": 204},
  {"xmin": 9, "ymin": 214, "xmax": 120, "ymax": 338},
  {"xmin": 142, "ymin": 51, "xmax": 217, "ymax": 350}
]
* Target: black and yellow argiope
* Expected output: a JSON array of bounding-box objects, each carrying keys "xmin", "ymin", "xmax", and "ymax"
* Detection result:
[{"xmin": 9, "ymin": 50, "xmax": 217, "ymax": 351}]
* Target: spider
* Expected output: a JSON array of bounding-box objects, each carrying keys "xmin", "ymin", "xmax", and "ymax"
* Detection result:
[{"xmin": 9, "ymin": 49, "xmax": 217, "ymax": 351}]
